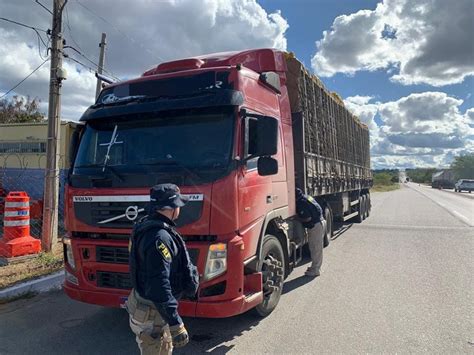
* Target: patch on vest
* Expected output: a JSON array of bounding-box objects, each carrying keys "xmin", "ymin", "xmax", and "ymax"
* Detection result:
[{"xmin": 156, "ymin": 241, "xmax": 172, "ymax": 262}]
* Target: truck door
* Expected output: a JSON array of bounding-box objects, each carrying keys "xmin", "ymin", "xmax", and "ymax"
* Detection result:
[{"xmin": 237, "ymin": 116, "xmax": 273, "ymax": 256}]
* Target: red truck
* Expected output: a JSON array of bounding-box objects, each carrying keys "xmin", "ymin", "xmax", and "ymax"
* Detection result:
[{"xmin": 63, "ymin": 49, "xmax": 372, "ymax": 318}]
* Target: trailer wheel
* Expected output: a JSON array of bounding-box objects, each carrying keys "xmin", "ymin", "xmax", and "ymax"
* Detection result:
[
  {"xmin": 253, "ymin": 235, "xmax": 285, "ymax": 317},
  {"xmin": 361, "ymin": 195, "xmax": 367, "ymax": 221},
  {"xmin": 323, "ymin": 206, "xmax": 333, "ymax": 247},
  {"xmin": 354, "ymin": 196, "xmax": 363, "ymax": 223},
  {"xmin": 366, "ymin": 193, "xmax": 371, "ymax": 218}
]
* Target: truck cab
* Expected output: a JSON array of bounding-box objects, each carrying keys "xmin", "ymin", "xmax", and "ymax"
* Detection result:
[{"xmin": 64, "ymin": 49, "xmax": 296, "ymax": 317}]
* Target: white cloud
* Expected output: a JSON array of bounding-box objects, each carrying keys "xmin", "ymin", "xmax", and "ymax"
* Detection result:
[
  {"xmin": 0, "ymin": 0, "xmax": 288, "ymax": 118},
  {"xmin": 312, "ymin": 0, "xmax": 474, "ymax": 86},
  {"xmin": 345, "ymin": 92, "xmax": 474, "ymax": 169}
]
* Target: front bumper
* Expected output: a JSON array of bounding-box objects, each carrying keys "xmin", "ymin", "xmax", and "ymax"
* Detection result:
[
  {"xmin": 63, "ymin": 235, "xmax": 263, "ymax": 318},
  {"xmin": 64, "ymin": 273, "xmax": 263, "ymax": 318}
]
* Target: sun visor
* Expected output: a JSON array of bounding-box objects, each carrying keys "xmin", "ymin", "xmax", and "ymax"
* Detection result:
[{"xmin": 79, "ymin": 89, "xmax": 244, "ymax": 122}]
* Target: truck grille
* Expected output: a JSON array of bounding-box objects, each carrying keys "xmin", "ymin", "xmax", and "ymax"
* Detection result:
[
  {"xmin": 96, "ymin": 246, "xmax": 129, "ymax": 264},
  {"xmin": 74, "ymin": 200, "xmax": 203, "ymax": 229},
  {"xmin": 97, "ymin": 271, "xmax": 131, "ymax": 289},
  {"xmin": 95, "ymin": 247, "xmax": 199, "ymax": 266}
]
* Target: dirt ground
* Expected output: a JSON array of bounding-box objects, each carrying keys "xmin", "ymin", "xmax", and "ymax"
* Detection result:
[{"xmin": 0, "ymin": 248, "xmax": 63, "ymax": 289}]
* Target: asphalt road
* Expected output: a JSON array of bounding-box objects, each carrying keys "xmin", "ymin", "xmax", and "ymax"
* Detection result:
[
  {"xmin": 406, "ymin": 182, "xmax": 473, "ymax": 226},
  {"xmin": 1, "ymin": 184, "xmax": 472, "ymax": 354}
]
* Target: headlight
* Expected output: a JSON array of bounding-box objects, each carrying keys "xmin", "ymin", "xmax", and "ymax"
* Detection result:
[
  {"xmin": 63, "ymin": 237, "xmax": 76, "ymax": 270},
  {"xmin": 204, "ymin": 243, "xmax": 227, "ymax": 281}
]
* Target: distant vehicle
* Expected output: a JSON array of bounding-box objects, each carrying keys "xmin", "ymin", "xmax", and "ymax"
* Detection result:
[
  {"xmin": 405, "ymin": 178, "xmax": 410, "ymax": 183},
  {"xmin": 454, "ymin": 179, "xmax": 474, "ymax": 193},
  {"xmin": 432, "ymin": 170, "xmax": 455, "ymax": 189}
]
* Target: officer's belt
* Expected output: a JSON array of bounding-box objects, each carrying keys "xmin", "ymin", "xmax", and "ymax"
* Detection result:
[{"xmin": 133, "ymin": 289, "xmax": 155, "ymax": 307}]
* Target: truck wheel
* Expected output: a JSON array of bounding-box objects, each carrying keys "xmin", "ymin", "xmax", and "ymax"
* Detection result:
[
  {"xmin": 361, "ymin": 195, "xmax": 367, "ymax": 221},
  {"xmin": 253, "ymin": 235, "xmax": 285, "ymax": 317},
  {"xmin": 323, "ymin": 206, "xmax": 333, "ymax": 247},
  {"xmin": 366, "ymin": 193, "xmax": 371, "ymax": 218},
  {"xmin": 354, "ymin": 197, "xmax": 363, "ymax": 223}
]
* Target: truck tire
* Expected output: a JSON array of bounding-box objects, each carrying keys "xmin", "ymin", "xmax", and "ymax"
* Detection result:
[
  {"xmin": 354, "ymin": 196, "xmax": 363, "ymax": 223},
  {"xmin": 323, "ymin": 206, "xmax": 333, "ymax": 247},
  {"xmin": 253, "ymin": 235, "xmax": 285, "ymax": 317},
  {"xmin": 361, "ymin": 195, "xmax": 367, "ymax": 221},
  {"xmin": 366, "ymin": 193, "xmax": 371, "ymax": 218}
]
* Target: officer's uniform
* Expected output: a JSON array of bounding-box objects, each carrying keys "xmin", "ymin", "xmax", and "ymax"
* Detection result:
[
  {"xmin": 296, "ymin": 189, "xmax": 326, "ymax": 277},
  {"xmin": 126, "ymin": 184, "xmax": 199, "ymax": 355}
]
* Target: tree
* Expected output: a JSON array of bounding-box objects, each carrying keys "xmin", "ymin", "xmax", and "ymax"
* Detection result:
[
  {"xmin": 0, "ymin": 96, "xmax": 45, "ymax": 123},
  {"xmin": 450, "ymin": 154, "xmax": 474, "ymax": 180}
]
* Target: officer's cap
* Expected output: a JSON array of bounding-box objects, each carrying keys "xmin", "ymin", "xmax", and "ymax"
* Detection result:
[{"xmin": 149, "ymin": 183, "xmax": 189, "ymax": 210}]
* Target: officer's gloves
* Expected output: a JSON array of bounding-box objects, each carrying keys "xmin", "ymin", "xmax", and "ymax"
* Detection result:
[{"xmin": 170, "ymin": 323, "xmax": 189, "ymax": 348}]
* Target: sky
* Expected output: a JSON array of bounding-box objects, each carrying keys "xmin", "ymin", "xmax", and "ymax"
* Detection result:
[{"xmin": 0, "ymin": 0, "xmax": 473, "ymax": 169}]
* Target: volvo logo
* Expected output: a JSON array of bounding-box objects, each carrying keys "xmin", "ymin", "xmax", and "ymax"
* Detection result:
[{"xmin": 125, "ymin": 206, "xmax": 139, "ymax": 221}]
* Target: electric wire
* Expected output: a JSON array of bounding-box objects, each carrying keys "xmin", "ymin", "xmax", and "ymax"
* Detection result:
[
  {"xmin": 34, "ymin": 0, "xmax": 53, "ymax": 15},
  {"xmin": 63, "ymin": 47, "xmax": 120, "ymax": 82},
  {"xmin": 0, "ymin": 17, "xmax": 48, "ymax": 32},
  {"xmin": 0, "ymin": 59, "xmax": 50, "ymax": 99}
]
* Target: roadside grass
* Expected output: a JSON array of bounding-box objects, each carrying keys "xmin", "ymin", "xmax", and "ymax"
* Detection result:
[
  {"xmin": 371, "ymin": 183, "xmax": 400, "ymax": 192},
  {"xmin": 0, "ymin": 249, "xmax": 63, "ymax": 290}
]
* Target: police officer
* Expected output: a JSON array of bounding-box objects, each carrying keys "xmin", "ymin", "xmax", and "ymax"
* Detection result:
[
  {"xmin": 296, "ymin": 188, "xmax": 327, "ymax": 278},
  {"xmin": 126, "ymin": 184, "xmax": 199, "ymax": 355}
]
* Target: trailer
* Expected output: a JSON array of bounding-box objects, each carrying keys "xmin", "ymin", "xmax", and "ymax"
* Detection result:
[{"xmin": 432, "ymin": 170, "xmax": 454, "ymax": 189}]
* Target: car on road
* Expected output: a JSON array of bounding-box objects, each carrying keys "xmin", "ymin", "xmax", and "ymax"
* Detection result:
[{"xmin": 454, "ymin": 179, "xmax": 474, "ymax": 193}]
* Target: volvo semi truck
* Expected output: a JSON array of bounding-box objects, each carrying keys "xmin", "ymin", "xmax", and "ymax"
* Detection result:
[{"xmin": 63, "ymin": 49, "xmax": 372, "ymax": 318}]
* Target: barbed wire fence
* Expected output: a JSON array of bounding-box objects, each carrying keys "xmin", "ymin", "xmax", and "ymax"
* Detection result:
[{"xmin": 0, "ymin": 153, "xmax": 67, "ymax": 241}]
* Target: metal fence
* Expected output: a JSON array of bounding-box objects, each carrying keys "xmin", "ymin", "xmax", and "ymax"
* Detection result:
[{"xmin": 0, "ymin": 154, "xmax": 67, "ymax": 240}]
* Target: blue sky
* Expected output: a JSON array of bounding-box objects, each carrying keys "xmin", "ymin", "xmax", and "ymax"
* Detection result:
[
  {"xmin": 261, "ymin": 0, "xmax": 473, "ymax": 111},
  {"xmin": 0, "ymin": 0, "xmax": 472, "ymax": 169}
]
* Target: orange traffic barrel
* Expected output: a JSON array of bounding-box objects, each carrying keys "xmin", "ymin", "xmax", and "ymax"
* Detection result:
[{"xmin": 0, "ymin": 191, "xmax": 41, "ymax": 258}]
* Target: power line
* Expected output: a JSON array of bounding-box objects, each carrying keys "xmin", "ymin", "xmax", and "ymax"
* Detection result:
[
  {"xmin": 0, "ymin": 59, "xmax": 50, "ymax": 99},
  {"xmin": 64, "ymin": 55, "xmax": 120, "ymax": 83},
  {"xmin": 64, "ymin": 4, "xmax": 88, "ymax": 58},
  {"xmin": 35, "ymin": 0, "xmax": 53, "ymax": 15},
  {"xmin": 63, "ymin": 47, "xmax": 120, "ymax": 81},
  {"xmin": 0, "ymin": 17, "xmax": 48, "ymax": 33},
  {"xmin": 0, "ymin": 16, "xmax": 50, "ymax": 59},
  {"xmin": 74, "ymin": 0, "xmax": 164, "ymax": 62}
]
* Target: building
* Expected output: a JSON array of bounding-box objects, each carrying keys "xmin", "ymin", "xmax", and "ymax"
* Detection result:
[
  {"xmin": 0, "ymin": 121, "xmax": 77, "ymax": 201},
  {"xmin": 0, "ymin": 121, "xmax": 77, "ymax": 169}
]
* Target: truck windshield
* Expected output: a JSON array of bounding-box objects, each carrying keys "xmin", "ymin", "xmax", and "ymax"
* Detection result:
[{"xmin": 73, "ymin": 110, "xmax": 234, "ymax": 174}]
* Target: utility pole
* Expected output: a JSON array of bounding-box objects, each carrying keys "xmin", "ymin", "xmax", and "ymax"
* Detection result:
[
  {"xmin": 95, "ymin": 32, "xmax": 107, "ymax": 99},
  {"xmin": 42, "ymin": 0, "xmax": 67, "ymax": 252}
]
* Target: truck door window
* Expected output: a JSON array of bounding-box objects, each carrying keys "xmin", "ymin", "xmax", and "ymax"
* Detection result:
[{"xmin": 245, "ymin": 118, "xmax": 258, "ymax": 170}]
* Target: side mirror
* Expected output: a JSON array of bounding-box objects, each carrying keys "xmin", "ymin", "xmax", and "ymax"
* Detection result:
[
  {"xmin": 254, "ymin": 116, "xmax": 278, "ymax": 157},
  {"xmin": 258, "ymin": 157, "xmax": 278, "ymax": 176}
]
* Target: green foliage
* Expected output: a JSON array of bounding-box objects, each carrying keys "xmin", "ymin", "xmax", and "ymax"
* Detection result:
[
  {"xmin": 372, "ymin": 169, "xmax": 399, "ymax": 186},
  {"xmin": 374, "ymin": 172, "xmax": 393, "ymax": 185},
  {"xmin": 0, "ymin": 96, "xmax": 45, "ymax": 123},
  {"xmin": 450, "ymin": 154, "xmax": 474, "ymax": 180},
  {"xmin": 406, "ymin": 168, "xmax": 437, "ymax": 184}
]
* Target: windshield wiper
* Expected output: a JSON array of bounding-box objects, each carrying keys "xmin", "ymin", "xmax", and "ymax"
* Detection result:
[{"xmin": 100, "ymin": 125, "xmax": 123, "ymax": 172}]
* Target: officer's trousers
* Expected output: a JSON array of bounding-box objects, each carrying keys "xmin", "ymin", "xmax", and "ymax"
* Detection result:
[
  {"xmin": 126, "ymin": 290, "xmax": 173, "ymax": 355},
  {"xmin": 307, "ymin": 219, "xmax": 326, "ymax": 275}
]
